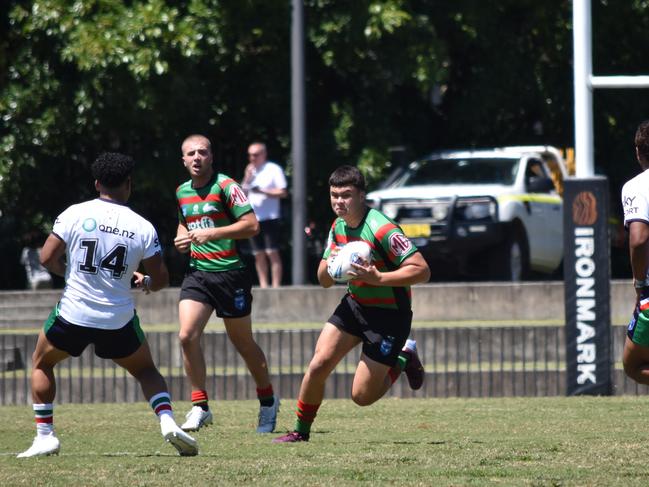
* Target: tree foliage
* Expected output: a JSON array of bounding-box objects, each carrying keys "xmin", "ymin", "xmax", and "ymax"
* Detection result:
[{"xmin": 1, "ymin": 1, "xmax": 648, "ymax": 288}]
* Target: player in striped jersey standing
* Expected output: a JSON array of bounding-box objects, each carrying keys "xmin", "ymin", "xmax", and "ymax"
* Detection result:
[
  {"xmin": 17, "ymin": 153, "xmax": 197, "ymax": 458},
  {"xmin": 274, "ymin": 165, "xmax": 430, "ymax": 443},
  {"xmin": 174, "ymin": 134, "xmax": 279, "ymax": 433}
]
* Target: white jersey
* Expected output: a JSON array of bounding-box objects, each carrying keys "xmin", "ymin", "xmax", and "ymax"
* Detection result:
[
  {"xmin": 244, "ymin": 161, "xmax": 287, "ymax": 221},
  {"xmin": 53, "ymin": 198, "xmax": 161, "ymax": 329},
  {"xmin": 622, "ymin": 169, "xmax": 649, "ymax": 229}
]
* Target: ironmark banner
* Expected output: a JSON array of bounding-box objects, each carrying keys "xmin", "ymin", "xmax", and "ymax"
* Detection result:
[{"xmin": 563, "ymin": 176, "xmax": 613, "ymax": 395}]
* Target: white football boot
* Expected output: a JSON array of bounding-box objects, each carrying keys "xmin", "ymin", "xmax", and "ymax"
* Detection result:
[
  {"xmin": 160, "ymin": 415, "xmax": 198, "ymax": 456},
  {"xmin": 180, "ymin": 406, "xmax": 213, "ymax": 432},
  {"xmin": 257, "ymin": 396, "xmax": 280, "ymax": 433},
  {"xmin": 17, "ymin": 434, "xmax": 60, "ymax": 458}
]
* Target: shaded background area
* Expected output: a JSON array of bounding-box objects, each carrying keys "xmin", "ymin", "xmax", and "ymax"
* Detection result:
[{"xmin": 1, "ymin": 1, "xmax": 647, "ymax": 288}]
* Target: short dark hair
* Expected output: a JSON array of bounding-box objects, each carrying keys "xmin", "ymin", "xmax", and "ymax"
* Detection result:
[
  {"xmin": 91, "ymin": 152, "xmax": 135, "ymax": 188},
  {"xmin": 328, "ymin": 165, "xmax": 366, "ymax": 191},
  {"xmin": 636, "ymin": 120, "xmax": 649, "ymax": 162}
]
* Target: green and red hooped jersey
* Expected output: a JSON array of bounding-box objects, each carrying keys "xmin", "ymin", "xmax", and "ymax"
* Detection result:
[
  {"xmin": 322, "ymin": 208, "xmax": 418, "ymax": 310},
  {"xmin": 176, "ymin": 173, "xmax": 253, "ymax": 272}
]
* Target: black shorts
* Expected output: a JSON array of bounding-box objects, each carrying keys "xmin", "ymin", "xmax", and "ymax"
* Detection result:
[
  {"xmin": 43, "ymin": 306, "xmax": 145, "ymax": 359},
  {"xmin": 179, "ymin": 267, "xmax": 253, "ymax": 318},
  {"xmin": 327, "ymin": 294, "xmax": 412, "ymax": 366},
  {"xmin": 250, "ymin": 219, "xmax": 281, "ymax": 252}
]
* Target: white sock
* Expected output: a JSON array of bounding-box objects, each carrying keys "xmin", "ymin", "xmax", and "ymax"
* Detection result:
[
  {"xmin": 149, "ymin": 392, "xmax": 174, "ymax": 420},
  {"xmin": 33, "ymin": 403, "xmax": 54, "ymax": 437}
]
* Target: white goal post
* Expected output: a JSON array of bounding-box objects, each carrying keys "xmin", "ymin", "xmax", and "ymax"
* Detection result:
[{"xmin": 573, "ymin": 0, "xmax": 649, "ymax": 177}]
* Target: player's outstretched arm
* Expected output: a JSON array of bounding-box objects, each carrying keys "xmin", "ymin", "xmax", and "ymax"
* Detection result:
[
  {"xmin": 139, "ymin": 253, "xmax": 169, "ymax": 292},
  {"xmin": 40, "ymin": 234, "xmax": 66, "ymax": 277}
]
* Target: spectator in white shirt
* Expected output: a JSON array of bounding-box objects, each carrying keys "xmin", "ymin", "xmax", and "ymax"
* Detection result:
[{"xmin": 242, "ymin": 142, "xmax": 288, "ymax": 288}]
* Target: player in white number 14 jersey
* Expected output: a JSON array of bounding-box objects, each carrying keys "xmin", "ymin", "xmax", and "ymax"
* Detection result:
[{"xmin": 17, "ymin": 153, "xmax": 198, "ymax": 458}]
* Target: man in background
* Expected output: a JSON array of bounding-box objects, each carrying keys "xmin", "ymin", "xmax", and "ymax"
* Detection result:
[{"xmin": 241, "ymin": 142, "xmax": 287, "ymax": 288}]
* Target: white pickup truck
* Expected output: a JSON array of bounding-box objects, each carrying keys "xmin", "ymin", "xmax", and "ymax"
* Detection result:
[{"xmin": 366, "ymin": 146, "xmax": 568, "ymax": 281}]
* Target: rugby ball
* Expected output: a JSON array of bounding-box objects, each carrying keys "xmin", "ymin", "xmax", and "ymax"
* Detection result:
[{"xmin": 327, "ymin": 241, "xmax": 372, "ymax": 283}]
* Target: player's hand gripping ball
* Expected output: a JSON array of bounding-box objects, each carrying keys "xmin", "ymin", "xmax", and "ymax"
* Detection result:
[{"xmin": 327, "ymin": 241, "xmax": 372, "ymax": 282}]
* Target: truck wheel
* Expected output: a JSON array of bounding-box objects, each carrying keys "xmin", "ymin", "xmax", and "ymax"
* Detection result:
[{"xmin": 488, "ymin": 229, "xmax": 529, "ymax": 281}]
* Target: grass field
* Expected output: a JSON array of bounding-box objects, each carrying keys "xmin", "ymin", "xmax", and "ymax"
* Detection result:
[{"xmin": 2, "ymin": 396, "xmax": 649, "ymax": 486}]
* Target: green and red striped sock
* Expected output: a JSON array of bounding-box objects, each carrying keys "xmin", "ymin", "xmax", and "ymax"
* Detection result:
[
  {"xmin": 191, "ymin": 389, "xmax": 209, "ymax": 411},
  {"xmin": 388, "ymin": 353, "xmax": 409, "ymax": 384},
  {"xmin": 33, "ymin": 403, "xmax": 54, "ymax": 436},
  {"xmin": 294, "ymin": 400, "xmax": 320, "ymax": 435},
  {"xmin": 256, "ymin": 385, "xmax": 275, "ymax": 407},
  {"xmin": 149, "ymin": 392, "xmax": 173, "ymax": 419}
]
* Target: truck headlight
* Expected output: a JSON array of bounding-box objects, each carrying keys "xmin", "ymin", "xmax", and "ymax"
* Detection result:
[
  {"xmin": 382, "ymin": 203, "xmax": 399, "ymax": 219},
  {"xmin": 432, "ymin": 204, "xmax": 449, "ymax": 221},
  {"xmin": 455, "ymin": 197, "xmax": 497, "ymax": 221}
]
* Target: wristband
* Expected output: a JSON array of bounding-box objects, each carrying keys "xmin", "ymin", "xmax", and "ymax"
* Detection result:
[
  {"xmin": 634, "ymin": 278, "xmax": 649, "ymax": 289},
  {"xmin": 143, "ymin": 275, "xmax": 152, "ymax": 290}
]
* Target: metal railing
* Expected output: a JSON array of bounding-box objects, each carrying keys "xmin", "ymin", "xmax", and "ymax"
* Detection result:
[{"xmin": 0, "ymin": 325, "xmax": 643, "ymax": 405}]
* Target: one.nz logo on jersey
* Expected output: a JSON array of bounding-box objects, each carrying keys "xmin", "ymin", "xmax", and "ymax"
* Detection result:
[{"xmin": 82, "ymin": 218, "xmax": 97, "ymax": 232}]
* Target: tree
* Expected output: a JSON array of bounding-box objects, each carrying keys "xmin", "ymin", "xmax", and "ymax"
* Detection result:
[
  {"xmin": 0, "ymin": 0, "xmax": 292, "ymax": 287},
  {"xmin": 1, "ymin": 0, "xmax": 647, "ymax": 288}
]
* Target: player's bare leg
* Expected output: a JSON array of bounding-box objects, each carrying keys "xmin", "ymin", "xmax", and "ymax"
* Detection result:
[
  {"xmin": 224, "ymin": 315, "xmax": 271, "ymax": 387},
  {"xmin": 298, "ymin": 323, "xmax": 360, "ymax": 404},
  {"xmin": 31, "ymin": 331, "xmax": 69, "ymax": 403},
  {"xmin": 178, "ymin": 299, "xmax": 214, "ymax": 431},
  {"xmin": 274, "ymin": 323, "xmax": 359, "ymax": 443},
  {"xmin": 178, "ymin": 299, "xmax": 213, "ymax": 389},
  {"xmin": 267, "ymin": 249, "xmax": 282, "ymax": 288},
  {"xmin": 114, "ymin": 341, "xmax": 197, "ymax": 456},
  {"xmin": 224, "ymin": 315, "xmax": 279, "ymax": 432},
  {"xmin": 112, "ymin": 341, "xmax": 168, "ymax": 398},
  {"xmin": 18, "ymin": 332, "xmax": 68, "ymax": 458},
  {"xmin": 623, "ymin": 337, "xmax": 649, "ymax": 385},
  {"xmin": 350, "ymin": 355, "xmax": 393, "ymax": 406},
  {"xmin": 353, "ymin": 339, "xmax": 425, "ymax": 403},
  {"xmin": 254, "ymin": 251, "xmax": 270, "ymax": 288}
]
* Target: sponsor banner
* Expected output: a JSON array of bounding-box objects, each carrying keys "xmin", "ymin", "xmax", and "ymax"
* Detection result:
[{"xmin": 563, "ymin": 177, "xmax": 613, "ymax": 395}]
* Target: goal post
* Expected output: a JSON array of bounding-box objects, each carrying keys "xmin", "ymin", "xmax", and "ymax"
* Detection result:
[{"xmin": 565, "ymin": 0, "xmax": 649, "ymax": 395}]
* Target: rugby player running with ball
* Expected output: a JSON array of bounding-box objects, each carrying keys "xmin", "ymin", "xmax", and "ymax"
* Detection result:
[{"xmin": 273, "ymin": 165, "xmax": 430, "ymax": 443}]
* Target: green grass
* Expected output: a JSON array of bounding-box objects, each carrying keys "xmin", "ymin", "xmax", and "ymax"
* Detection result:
[{"xmin": 2, "ymin": 396, "xmax": 649, "ymax": 486}]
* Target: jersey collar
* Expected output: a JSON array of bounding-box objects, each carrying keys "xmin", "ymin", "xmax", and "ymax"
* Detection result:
[
  {"xmin": 191, "ymin": 172, "xmax": 217, "ymax": 190},
  {"xmin": 343, "ymin": 206, "xmax": 369, "ymax": 230},
  {"xmin": 96, "ymin": 197, "xmax": 128, "ymax": 206}
]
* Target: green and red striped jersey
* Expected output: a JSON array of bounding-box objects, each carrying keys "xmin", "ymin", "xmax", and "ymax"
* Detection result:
[
  {"xmin": 176, "ymin": 173, "xmax": 253, "ymax": 272},
  {"xmin": 323, "ymin": 208, "xmax": 418, "ymax": 310}
]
